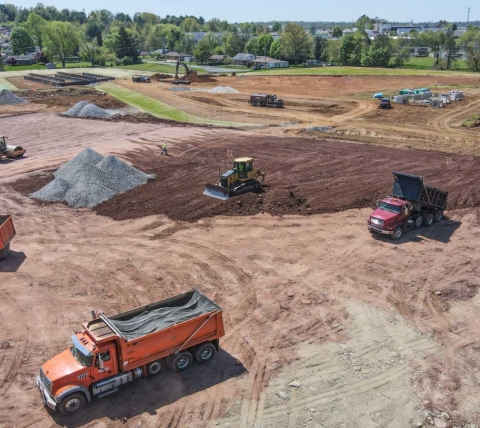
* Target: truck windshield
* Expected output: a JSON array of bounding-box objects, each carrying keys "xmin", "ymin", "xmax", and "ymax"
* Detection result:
[
  {"xmin": 71, "ymin": 346, "xmax": 93, "ymax": 367},
  {"xmin": 378, "ymin": 201, "xmax": 401, "ymax": 214}
]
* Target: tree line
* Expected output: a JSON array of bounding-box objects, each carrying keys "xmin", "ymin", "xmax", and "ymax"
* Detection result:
[{"xmin": 2, "ymin": 6, "xmax": 480, "ymax": 71}]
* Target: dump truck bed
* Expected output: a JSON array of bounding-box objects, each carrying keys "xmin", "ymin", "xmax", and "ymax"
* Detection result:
[
  {"xmin": 391, "ymin": 171, "xmax": 448, "ymax": 210},
  {"xmin": 85, "ymin": 289, "xmax": 224, "ymax": 370},
  {"xmin": 0, "ymin": 215, "xmax": 15, "ymax": 251}
]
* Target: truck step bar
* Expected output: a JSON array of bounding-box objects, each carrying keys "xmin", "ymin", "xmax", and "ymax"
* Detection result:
[{"xmin": 98, "ymin": 388, "xmax": 119, "ymax": 398}]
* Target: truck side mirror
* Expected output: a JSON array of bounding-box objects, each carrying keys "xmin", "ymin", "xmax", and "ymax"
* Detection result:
[
  {"xmin": 97, "ymin": 354, "xmax": 106, "ymax": 372},
  {"xmin": 376, "ymin": 199, "xmax": 380, "ymax": 207}
]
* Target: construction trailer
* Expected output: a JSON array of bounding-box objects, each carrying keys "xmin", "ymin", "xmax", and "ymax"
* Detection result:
[
  {"xmin": 450, "ymin": 91, "xmax": 465, "ymax": 101},
  {"xmin": 430, "ymin": 98, "xmax": 444, "ymax": 108},
  {"xmin": 393, "ymin": 95, "xmax": 408, "ymax": 104}
]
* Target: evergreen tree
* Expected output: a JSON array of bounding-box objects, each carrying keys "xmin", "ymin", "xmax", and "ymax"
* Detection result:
[{"xmin": 114, "ymin": 27, "xmax": 139, "ymax": 61}]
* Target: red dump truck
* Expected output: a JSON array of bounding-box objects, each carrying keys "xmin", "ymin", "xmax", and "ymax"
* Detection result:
[
  {"xmin": 0, "ymin": 215, "xmax": 16, "ymax": 259},
  {"xmin": 37, "ymin": 289, "xmax": 225, "ymax": 415},
  {"xmin": 367, "ymin": 171, "xmax": 448, "ymax": 240}
]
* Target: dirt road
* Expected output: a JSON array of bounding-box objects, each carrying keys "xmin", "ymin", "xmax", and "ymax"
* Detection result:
[{"xmin": 1, "ymin": 110, "xmax": 480, "ymax": 427}]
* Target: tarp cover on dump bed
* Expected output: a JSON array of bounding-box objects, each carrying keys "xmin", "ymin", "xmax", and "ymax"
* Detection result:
[{"xmin": 109, "ymin": 290, "xmax": 219, "ymax": 340}]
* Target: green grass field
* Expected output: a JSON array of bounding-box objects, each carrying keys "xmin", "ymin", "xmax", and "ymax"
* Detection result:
[
  {"xmin": 4, "ymin": 62, "xmax": 93, "ymax": 71},
  {"xmin": 249, "ymin": 63, "xmax": 474, "ymax": 76},
  {"xmin": 122, "ymin": 63, "xmax": 207, "ymax": 74},
  {"xmin": 99, "ymin": 83, "xmax": 253, "ymax": 127},
  {"xmin": 404, "ymin": 57, "xmax": 469, "ymax": 71}
]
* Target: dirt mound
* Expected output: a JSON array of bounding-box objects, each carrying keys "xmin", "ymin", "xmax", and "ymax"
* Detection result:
[
  {"xmin": 31, "ymin": 148, "xmax": 155, "ymax": 207},
  {"xmin": 151, "ymin": 73, "xmax": 172, "ymax": 80},
  {"xmin": 186, "ymin": 74, "xmax": 217, "ymax": 83},
  {"xmin": 89, "ymin": 134, "xmax": 480, "ymax": 222}
]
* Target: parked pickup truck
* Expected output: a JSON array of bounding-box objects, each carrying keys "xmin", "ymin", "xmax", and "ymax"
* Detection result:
[
  {"xmin": 367, "ymin": 171, "xmax": 448, "ymax": 240},
  {"xmin": 37, "ymin": 289, "xmax": 225, "ymax": 415},
  {"xmin": 0, "ymin": 215, "xmax": 16, "ymax": 259}
]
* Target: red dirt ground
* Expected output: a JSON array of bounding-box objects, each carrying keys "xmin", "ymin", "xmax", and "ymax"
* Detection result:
[{"xmin": 13, "ymin": 133, "xmax": 480, "ymax": 222}]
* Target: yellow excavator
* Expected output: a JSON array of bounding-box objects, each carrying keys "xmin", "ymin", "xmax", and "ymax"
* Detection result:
[{"xmin": 203, "ymin": 157, "xmax": 266, "ymax": 201}]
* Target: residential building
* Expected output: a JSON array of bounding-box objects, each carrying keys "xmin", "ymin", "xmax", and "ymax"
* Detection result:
[
  {"xmin": 231, "ymin": 53, "xmax": 255, "ymax": 66},
  {"xmin": 252, "ymin": 56, "xmax": 289, "ymax": 68},
  {"xmin": 209, "ymin": 54, "xmax": 229, "ymax": 63},
  {"xmin": 165, "ymin": 52, "xmax": 194, "ymax": 62}
]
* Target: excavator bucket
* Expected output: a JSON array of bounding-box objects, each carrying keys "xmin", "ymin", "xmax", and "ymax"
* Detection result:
[{"xmin": 203, "ymin": 184, "xmax": 231, "ymax": 201}]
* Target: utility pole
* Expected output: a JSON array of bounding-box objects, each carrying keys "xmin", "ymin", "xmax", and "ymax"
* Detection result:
[
  {"xmin": 264, "ymin": 43, "xmax": 267, "ymax": 71},
  {"xmin": 467, "ymin": 7, "xmax": 471, "ymax": 24}
]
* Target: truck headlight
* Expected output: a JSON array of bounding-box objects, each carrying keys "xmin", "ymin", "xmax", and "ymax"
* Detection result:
[{"xmin": 370, "ymin": 217, "xmax": 384, "ymax": 227}]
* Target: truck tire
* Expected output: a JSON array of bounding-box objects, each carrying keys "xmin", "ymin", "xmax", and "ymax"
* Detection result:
[
  {"xmin": 414, "ymin": 216, "xmax": 423, "ymax": 229},
  {"xmin": 256, "ymin": 102, "xmax": 261, "ymax": 107},
  {"xmin": 251, "ymin": 102, "xmax": 256, "ymax": 106},
  {"xmin": 194, "ymin": 342, "xmax": 216, "ymax": 363},
  {"xmin": 423, "ymin": 213, "xmax": 434, "ymax": 227},
  {"xmin": 0, "ymin": 243, "xmax": 10, "ymax": 260},
  {"xmin": 58, "ymin": 393, "xmax": 86, "ymax": 415},
  {"xmin": 434, "ymin": 210, "xmax": 443, "ymax": 223},
  {"xmin": 272, "ymin": 104, "xmax": 278, "ymax": 108},
  {"xmin": 147, "ymin": 359, "xmax": 164, "ymax": 377},
  {"xmin": 391, "ymin": 227, "xmax": 403, "ymax": 240},
  {"xmin": 170, "ymin": 351, "xmax": 193, "ymax": 372},
  {"xmin": 254, "ymin": 180, "xmax": 260, "ymax": 190}
]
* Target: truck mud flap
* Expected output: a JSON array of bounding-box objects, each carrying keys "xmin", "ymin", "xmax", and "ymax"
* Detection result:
[{"xmin": 203, "ymin": 184, "xmax": 230, "ymax": 201}]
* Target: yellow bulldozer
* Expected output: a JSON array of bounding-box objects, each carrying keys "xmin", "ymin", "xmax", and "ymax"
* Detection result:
[{"xmin": 203, "ymin": 157, "xmax": 266, "ymax": 200}]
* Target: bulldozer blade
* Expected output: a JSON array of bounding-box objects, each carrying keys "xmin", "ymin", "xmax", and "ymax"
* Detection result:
[{"xmin": 203, "ymin": 184, "xmax": 230, "ymax": 201}]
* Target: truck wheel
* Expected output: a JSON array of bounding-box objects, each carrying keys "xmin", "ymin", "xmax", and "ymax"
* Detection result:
[
  {"xmin": 254, "ymin": 180, "xmax": 260, "ymax": 190},
  {"xmin": 423, "ymin": 213, "xmax": 434, "ymax": 227},
  {"xmin": 272, "ymin": 104, "xmax": 278, "ymax": 108},
  {"xmin": 251, "ymin": 102, "xmax": 255, "ymax": 106},
  {"xmin": 147, "ymin": 359, "xmax": 164, "ymax": 377},
  {"xmin": 171, "ymin": 351, "xmax": 193, "ymax": 372},
  {"xmin": 256, "ymin": 102, "xmax": 261, "ymax": 107},
  {"xmin": 434, "ymin": 210, "xmax": 443, "ymax": 223},
  {"xmin": 391, "ymin": 227, "xmax": 403, "ymax": 240},
  {"xmin": 414, "ymin": 216, "xmax": 423, "ymax": 228},
  {"xmin": 194, "ymin": 343, "xmax": 216, "ymax": 363},
  {"xmin": 58, "ymin": 393, "xmax": 86, "ymax": 415}
]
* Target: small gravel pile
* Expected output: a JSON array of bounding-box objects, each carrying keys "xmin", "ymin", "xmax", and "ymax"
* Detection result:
[
  {"xmin": 208, "ymin": 86, "xmax": 239, "ymax": 94},
  {"xmin": 307, "ymin": 126, "xmax": 332, "ymax": 132},
  {"xmin": 31, "ymin": 149, "xmax": 155, "ymax": 208},
  {"xmin": 167, "ymin": 87, "xmax": 191, "ymax": 92},
  {"xmin": 0, "ymin": 89, "xmax": 27, "ymax": 105},
  {"xmin": 64, "ymin": 101, "xmax": 112, "ymax": 118}
]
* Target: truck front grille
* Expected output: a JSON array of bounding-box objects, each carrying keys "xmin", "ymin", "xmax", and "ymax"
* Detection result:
[{"xmin": 40, "ymin": 369, "xmax": 52, "ymax": 393}]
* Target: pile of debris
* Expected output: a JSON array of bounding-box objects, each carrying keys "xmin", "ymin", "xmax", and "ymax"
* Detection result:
[
  {"xmin": 186, "ymin": 74, "xmax": 217, "ymax": 83},
  {"xmin": 151, "ymin": 73, "xmax": 172, "ymax": 80},
  {"xmin": 64, "ymin": 101, "xmax": 113, "ymax": 119},
  {"xmin": 0, "ymin": 89, "xmax": 27, "ymax": 105},
  {"xmin": 208, "ymin": 86, "xmax": 239, "ymax": 94},
  {"xmin": 31, "ymin": 148, "xmax": 155, "ymax": 207},
  {"xmin": 168, "ymin": 87, "xmax": 191, "ymax": 92},
  {"xmin": 306, "ymin": 126, "xmax": 332, "ymax": 132}
]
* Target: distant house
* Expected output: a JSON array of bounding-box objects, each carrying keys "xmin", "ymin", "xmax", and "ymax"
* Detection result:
[
  {"xmin": 270, "ymin": 32, "xmax": 281, "ymax": 40},
  {"xmin": 165, "ymin": 52, "xmax": 193, "ymax": 62},
  {"xmin": 151, "ymin": 49, "xmax": 169, "ymax": 55},
  {"xmin": 231, "ymin": 53, "xmax": 255, "ymax": 66},
  {"xmin": 209, "ymin": 54, "xmax": 229, "ymax": 63},
  {"xmin": 9, "ymin": 54, "xmax": 36, "ymax": 65},
  {"xmin": 252, "ymin": 56, "xmax": 289, "ymax": 68}
]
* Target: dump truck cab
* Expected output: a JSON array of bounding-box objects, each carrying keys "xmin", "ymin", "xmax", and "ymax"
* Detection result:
[
  {"xmin": 368, "ymin": 171, "xmax": 448, "ymax": 240},
  {"xmin": 204, "ymin": 157, "xmax": 266, "ymax": 200},
  {"xmin": 250, "ymin": 94, "xmax": 284, "ymax": 108}
]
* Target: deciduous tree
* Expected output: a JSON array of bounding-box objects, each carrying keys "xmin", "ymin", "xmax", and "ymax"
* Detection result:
[
  {"xmin": 313, "ymin": 36, "xmax": 328, "ymax": 61},
  {"xmin": 281, "ymin": 22, "xmax": 312, "ymax": 65},
  {"xmin": 25, "ymin": 12, "xmax": 46, "ymax": 49},
  {"xmin": 332, "ymin": 26, "xmax": 343, "ymax": 38},
  {"xmin": 10, "ymin": 27, "xmax": 35, "ymax": 55},
  {"xmin": 42, "ymin": 21, "xmax": 78, "ymax": 68},
  {"xmin": 459, "ymin": 28, "xmax": 480, "ymax": 71}
]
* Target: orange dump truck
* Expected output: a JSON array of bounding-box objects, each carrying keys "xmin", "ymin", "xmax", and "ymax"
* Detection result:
[
  {"xmin": 37, "ymin": 289, "xmax": 225, "ymax": 415},
  {"xmin": 0, "ymin": 215, "xmax": 16, "ymax": 259}
]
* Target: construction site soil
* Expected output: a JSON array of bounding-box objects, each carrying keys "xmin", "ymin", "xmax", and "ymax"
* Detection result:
[
  {"xmin": 2, "ymin": 77, "xmax": 480, "ymax": 427},
  {"xmin": 13, "ymin": 133, "xmax": 480, "ymax": 222}
]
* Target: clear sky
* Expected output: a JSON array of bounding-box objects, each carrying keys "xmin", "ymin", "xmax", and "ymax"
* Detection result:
[{"xmin": 14, "ymin": 0, "xmax": 476, "ymax": 23}]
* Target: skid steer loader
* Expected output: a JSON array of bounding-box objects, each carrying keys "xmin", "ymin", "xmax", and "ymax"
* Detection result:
[{"xmin": 203, "ymin": 157, "xmax": 266, "ymax": 201}]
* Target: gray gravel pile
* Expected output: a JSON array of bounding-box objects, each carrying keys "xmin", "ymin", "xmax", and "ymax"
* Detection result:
[
  {"xmin": 31, "ymin": 148, "xmax": 155, "ymax": 208},
  {"xmin": 208, "ymin": 86, "xmax": 239, "ymax": 94},
  {"xmin": 64, "ymin": 101, "xmax": 113, "ymax": 118},
  {"xmin": 168, "ymin": 87, "xmax": 191, "ymax": 92},
  {"xmin": 307, "ymin": 126, "xmax": 332, "ymax": 132},
  {"xmin": 0, "ymin": 89, "xmax": 27, "ymax": 105}
]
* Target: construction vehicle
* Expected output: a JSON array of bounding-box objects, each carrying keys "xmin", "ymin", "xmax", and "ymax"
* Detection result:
[
  {"xmin": 174, "ymin": 60, "xmax": 192, "ymax": 79},
  {"xmin": 379, "ymin": 98, "xmax": 392, "ymax": 109},
  {"xmin": 132, "ymin": 75, "xmax": 151, "ymax": 83},
  {"xmin": 367, "ymin": 171, "xmax": 448, "ymax": 240},
  {"xmin": 203, "ymin": 157, "xmax": 266, "ymax": 201},
  {"xmin": 37, "ymin": 289, "xmax": 225, "ymax": 415},
  {"xmin": 0, "ymin": 136, "xmax": 26, "ymax": 160},
  {"xmin": 0, "ymin": 215, "xmax": 15, "ymax": 260},
  {"xmin": 250, "ymin": 94, "xmax": 284, "ymax": 108}
]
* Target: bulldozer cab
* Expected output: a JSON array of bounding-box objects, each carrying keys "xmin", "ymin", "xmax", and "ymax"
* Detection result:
[{"xmin": 234, "ymin": 157, "xmax": 253, "ymax": 180}]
